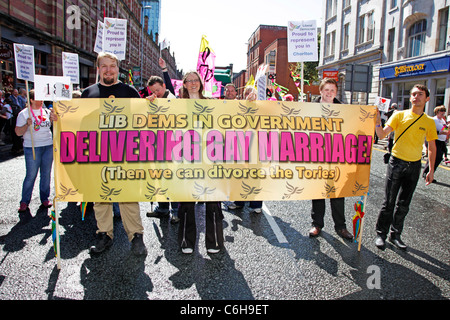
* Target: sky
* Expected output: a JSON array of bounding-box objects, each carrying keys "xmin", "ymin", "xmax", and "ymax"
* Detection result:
[{"xmin": 159, "ymin": 0, "xmax": 323, "ymax": 73}]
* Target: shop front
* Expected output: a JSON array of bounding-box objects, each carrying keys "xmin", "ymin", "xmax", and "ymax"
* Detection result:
[{"xmin": 379, "ymin": 53, "xmax": 450, "ymax": 116}]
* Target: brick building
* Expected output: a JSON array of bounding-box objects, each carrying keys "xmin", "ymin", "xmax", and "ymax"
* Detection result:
[
  {"xmin": 234, "ymin": 24, "xmax": 318, "ymax": 101},
  {"xmin": 0, "ymin": 0, "xmax": 181, "ymax": 94}
]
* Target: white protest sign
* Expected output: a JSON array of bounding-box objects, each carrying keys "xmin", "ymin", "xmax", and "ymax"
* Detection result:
[
  {"xmin": 375, "ymin": 96, "xmax": 391, "ymax": 112},
  {"xmin": 94, "ymin": 20, "xmax": 104, "ymax": 53},
  {"xmin": 34, "ymin": 75, "xmax": 73, "ymax": 101},
  {"xmin": 255, "ymin": 64, "xmax": 268, "ymax": 83},
  {"xmin": 62, "ymin": 52, "xmax": 79, "ymax": 84},
  {"xmin": 14, "ymin": 43, "xmax": 35, "ymax": 82},
  {"xmin": 257, "ymin": 75, "xmax": 267, "ymax": 100},
  {"xmin": 287, "ymin": 20, "xmax": 318, "ymax": 62},
  {"xmin": 102, "ymin": 18, "xmax": 127, "ymax": 60}
]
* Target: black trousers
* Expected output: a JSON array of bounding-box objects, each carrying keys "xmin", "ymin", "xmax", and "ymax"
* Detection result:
[
  {"xmin": 376, "ymin": 156, "xmax": 421, "ymax": 238},
  {"xmin": 311, "ymin": 197, "xmax": 346, "ymax": 230},
  {"xmin": 178, "ymin": 202, "xmax": 224, "ymax": 250},
  {"xmin": 423, "ymin": 140, "xmax": 446, "ymax": 177}
]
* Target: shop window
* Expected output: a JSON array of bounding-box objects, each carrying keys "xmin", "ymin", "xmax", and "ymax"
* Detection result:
[
  {"xmin": 398, "ymin": 81, "xmax": 426, "ymax": 109},
  {"xmin": 434, "ymin": 78, "xmax": 446, "ymax": 107},
  {"xmin": 1, "ymin": 60, "xmax": 14, "ymax": 94}
]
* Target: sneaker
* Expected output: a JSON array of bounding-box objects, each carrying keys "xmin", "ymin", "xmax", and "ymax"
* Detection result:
[
  {"xmin": 207, "ymin": 248, "xmax": 220, "ymax": 254},
  {"xmin": 41, "ymin": 200, "xmax": 52, "ymax": 208},
  {"xmin": 18, "ymin": 202, "xmax": 28, "ymax": 212},
  {"xmin": 228, "ymin": 203, "xmax": 243, "ymax": 210},
  {"xmin": 182, "ymin": 247, "xmax": 193, "ymax": 254},
  {"xmin": 131, "ymin": 233, "xmax": 147, "ymax": 256},
  {"xmin": 252, "ymin": 208, "xmax": 262, "ymax": 214},
  {"xmin": 374, "ymin": 235, "xmax": 386, "ymax": 249},
  {"xmin": 89, "ymin": 232, "xmax": 113, "ymax": 254}
]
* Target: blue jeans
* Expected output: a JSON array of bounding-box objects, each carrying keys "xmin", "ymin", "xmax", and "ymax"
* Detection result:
[{"xmin": 21, "ymin": 145, "xmax": 53, "ymax": 205}]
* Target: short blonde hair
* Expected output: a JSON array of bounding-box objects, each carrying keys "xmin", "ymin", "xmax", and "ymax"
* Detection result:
[
  {"xmin": 97, "ymin": 52, "xmax": 119, "ymax": 67},
  {"xmin": 243, "ymin": 85, "xmax": 256, "ymax": 98},
  {"xmin": 319, "ymin": 78, "xmax": 338, "ymax": 91}
]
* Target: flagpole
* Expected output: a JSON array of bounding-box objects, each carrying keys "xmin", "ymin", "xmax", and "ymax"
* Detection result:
[
  {"xmin": 52, "ymin": 103, "xmax": 61, "ymax": 269},
  {"xmin": 357, "ymin": 194, "xmax": 368, "ymax": 252},
  {"xmin": 25, "ymin": 80, "xmax": 36, "ymax": 160},
  {"xmin": 300, "ymin": 62, "xmax": 304, "ymax": 102},
  {"xmin": 54, "ymin": 198, "xmax": 61, "ymax": 269}
]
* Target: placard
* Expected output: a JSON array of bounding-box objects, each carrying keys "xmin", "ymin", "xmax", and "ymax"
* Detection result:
[
  {"xmin": 374, "ymin": 96, "xmax": 391, "ymax": 112},
  {"xmin": 34, "ymin": 75, "xmax": 73, "ymax": 101},
  {"xmin": 102, "ymin": 18, "xmax": 127, "ymax": 60},
  {"xmin": 287, "ymin": 20, "xmax": 318, "ymax": 62},
  {"xmin": 94, "ymin": 20, "xmax": 104, "ymax": 54},
  {"xmin": 62, "ymin": 52, "xmax": 79, "ymax": 84},
  {"xmin": 14, "ymin": 43, "xmax": 35, "ymax": 82}
]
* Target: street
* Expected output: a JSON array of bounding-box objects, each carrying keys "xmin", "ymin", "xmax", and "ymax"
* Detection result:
[{"xmin": 0, "ymin": 139, "xmax": 449, "ymax": 306}]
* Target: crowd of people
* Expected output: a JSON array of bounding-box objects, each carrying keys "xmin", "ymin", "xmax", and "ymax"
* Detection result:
[{"xmin": 1, "ymin": 51, "xmax": 449, "ymax": 257}]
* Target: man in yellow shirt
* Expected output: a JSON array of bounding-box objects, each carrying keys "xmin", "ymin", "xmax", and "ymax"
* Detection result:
[{"xmin": 373, "ymin": 84, "xmax": 437, "ymax": 250}]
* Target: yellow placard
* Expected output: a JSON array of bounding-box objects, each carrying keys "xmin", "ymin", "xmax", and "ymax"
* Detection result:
[{"xmin": 53, "ymin": 98, "xmax": 376, "ymax": 202}]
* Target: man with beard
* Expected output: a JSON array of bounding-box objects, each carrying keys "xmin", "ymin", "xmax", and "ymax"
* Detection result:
[{"xmin": 81, "ymin": 52, "xmax": 147, "ymax": 256}]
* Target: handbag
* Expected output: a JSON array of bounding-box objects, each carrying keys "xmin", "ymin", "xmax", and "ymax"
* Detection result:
[{"xmin": 383, "ymin": 113, "xmax": 424, "ymax": 164}]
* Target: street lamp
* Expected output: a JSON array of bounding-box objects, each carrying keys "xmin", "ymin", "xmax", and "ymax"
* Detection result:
[{"xmin": 141, "ymin": 5, "xmax": 152, "ymax": 89}]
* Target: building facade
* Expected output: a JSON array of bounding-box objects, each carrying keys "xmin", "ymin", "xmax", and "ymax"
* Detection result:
[
  {"xmin": 141, "ymin": 0, "xmax": 161, "ymax": 42},
  {"xmin": 0, "ymin": 0, "xmax": 180, "ymax": 94},
  {"xmin": 318, "ymin": 0, "xmax": 450, "ymax": 115},
  {"xmin": 243, "ymin": 24, "xmax": 311, "ymax": 101}
]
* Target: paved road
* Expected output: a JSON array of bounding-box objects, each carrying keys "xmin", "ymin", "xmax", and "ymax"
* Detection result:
[{"xmin": 0, "ymin": 140, "xmax": 448, "ymax": 307}]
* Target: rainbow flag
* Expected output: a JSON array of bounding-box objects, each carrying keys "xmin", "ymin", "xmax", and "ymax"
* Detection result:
[
  {"xmin": 352, "ymin": 201, "xmax": 365, "ymax": 242},
  {"xmin": 49, "ymin": 209, "xmax": 59, "ymax": 257},
  {"xmin": 81, "ymin": 202, "xmax": 87, "ymax": 221}
]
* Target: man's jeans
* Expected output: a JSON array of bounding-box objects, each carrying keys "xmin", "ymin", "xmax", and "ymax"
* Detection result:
[
  {"xmin": 21, "ymin": 145, "xmax": 53, "ymax": 205},
  {"xmin": 376, "ymin": 156, "xmax": 421, "ymax": 238}
]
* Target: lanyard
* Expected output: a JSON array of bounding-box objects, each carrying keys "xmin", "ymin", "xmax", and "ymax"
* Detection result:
[{"xmin": 30, "ymin": 107, "xmax": 43, "ymax": 131}]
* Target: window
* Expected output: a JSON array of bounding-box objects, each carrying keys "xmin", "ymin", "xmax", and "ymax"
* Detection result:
[
  {"xmin": 435, "ymin": 79, "xmax": 446, "ymax": 107},
  {"xmin": 358, "ymin": 12, "xmax": 375, "ymax": 44},
  {"xmin": 437, "ymin": 7, "xmax": 449, "ymax": 51},
  {"xmin": 326, "ymin": 0, "xmax": 337, "ymax": 20},
  {"xmin": 367, "ymin": 12, "xmax": 374, "ymax": 41},
  {"xmin": 343, "ymin": 0, "xmax": 351, "ymax": 8},
  {"xmin": 387, "ymin": 28, "xmax": 395, "ymax": 61},
  {"xmin": 390, "ymin": 0, "xmax": 398, "ymax": 9},
  {"xmin": 358, "ymin": 15, "xmax": 365, "ymax": 44},
  {"xmin": 408, "ymin": 19, "xmax": 427, "ymax": 57},
  {"xmin": 343, "ymin": 23, "xmax": 350, "ymax": 51},
  {"xmin": 325, "ymin": 31, "xmax": 336, "ymax": 57},
  {"xmin": 398, "ymin": 81, "xmax": 426, "ymax": 109}
]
